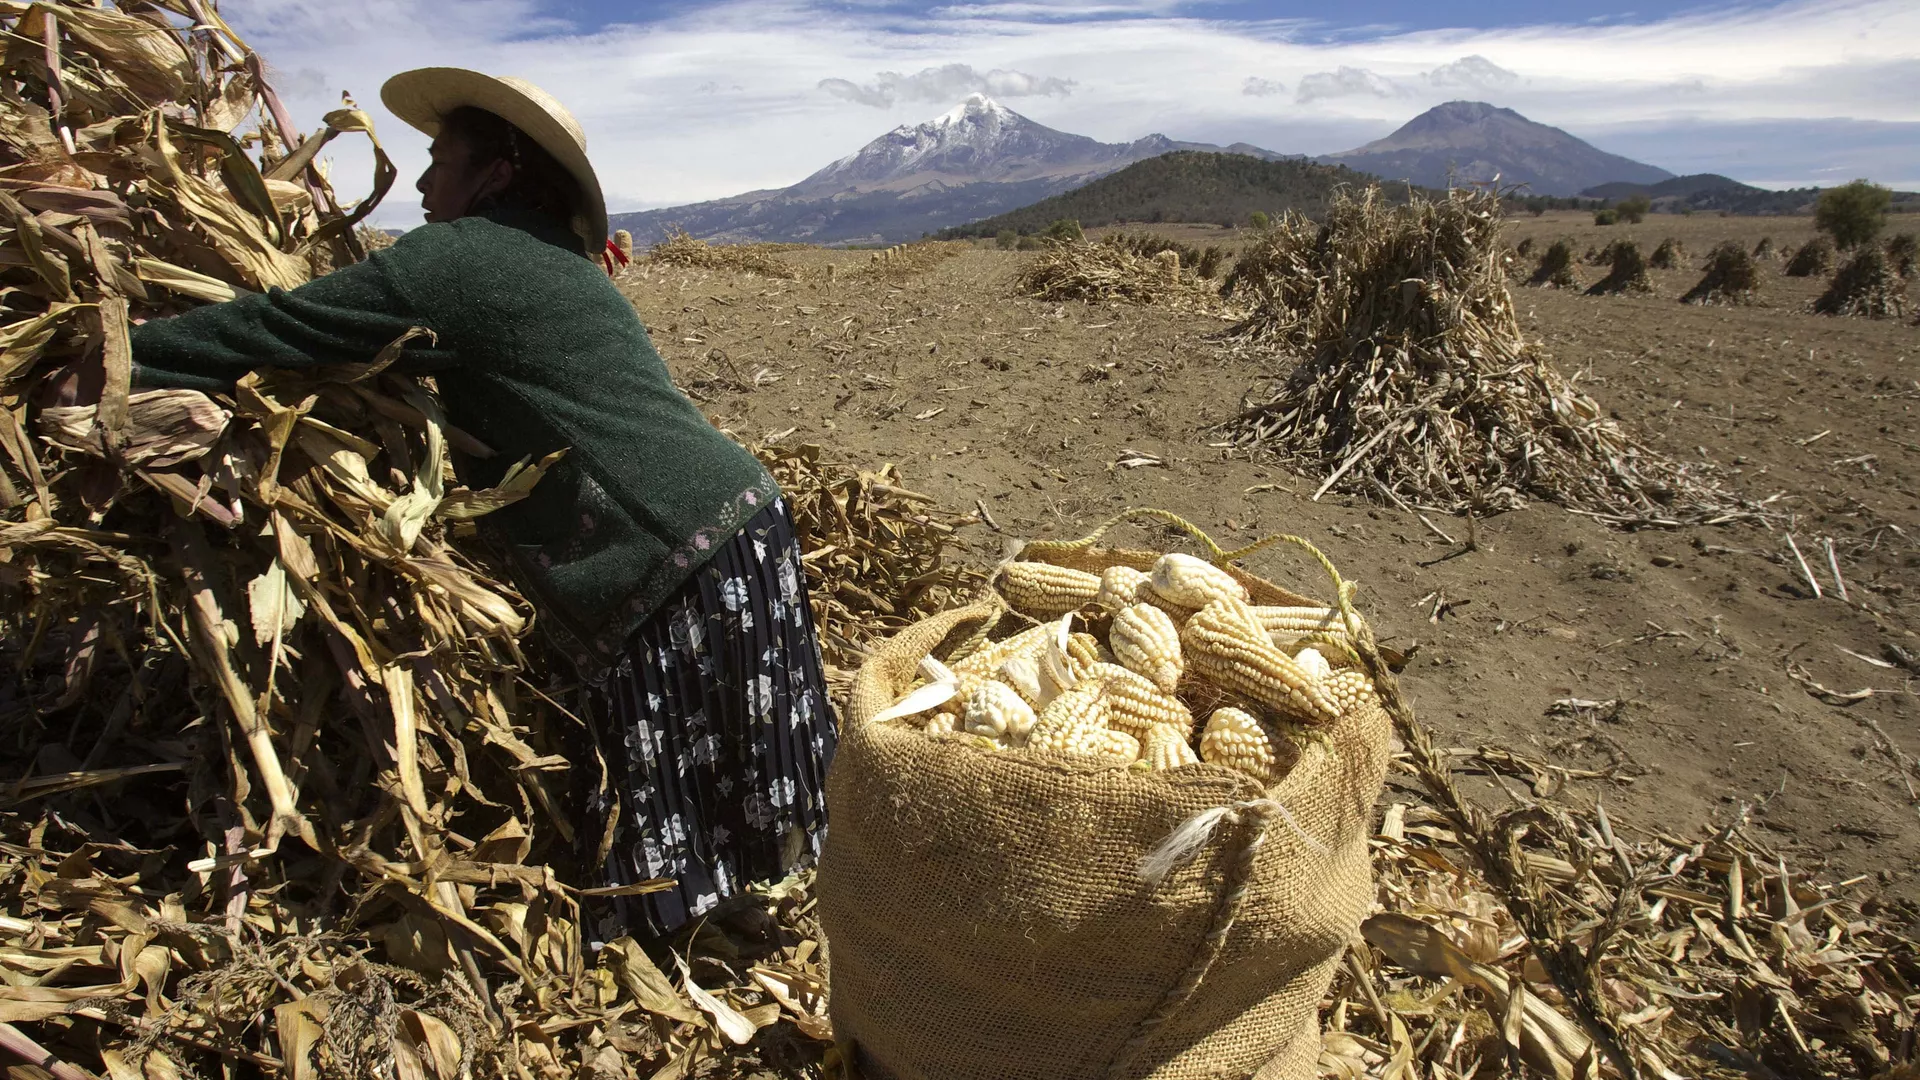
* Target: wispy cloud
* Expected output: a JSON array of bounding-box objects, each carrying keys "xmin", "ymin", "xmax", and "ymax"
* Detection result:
[
  {"xmin": 1423, "ymin": 55, "xmax": 1518, "ymax": 89},
  {"xmin": 1295, "ymin": 66, "xmax": 1400, "ymax": 103},
  {"xmin": 225, "ymin": 0, "xmax": 1920, "ymax": 226},
  {"xmin": 819, "ymin": 64, "xmax": 1075, "ymax": 107}
]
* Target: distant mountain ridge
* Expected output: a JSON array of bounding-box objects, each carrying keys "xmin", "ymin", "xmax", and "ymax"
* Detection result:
[
  {"xmin": 937, "ymin": 152, "xmax": 1396, "ymax": 238},
  {"xmin": 1321, "ymin": 101, "xmax": 1670, "ymax": 197},
  {"xmin": 1582, "ymin": 174, "xmax": 1759, "ymax": 200},
  {"xmin": 609, "ymin": 94, "xmax": 1288, "ymax": 246}
]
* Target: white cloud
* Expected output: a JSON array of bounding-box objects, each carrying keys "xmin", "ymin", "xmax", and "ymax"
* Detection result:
[
  {"xmin": 1242, "ymin": 76, "xmax": 1286, "ymax": 97},
  {"xmin": 1424, "ymin": 55, "xmax": 1518, "ymax": 89},
  {"xmin": 819, "ymin": 64, "xmax": 1075, "ymax": 107},
  {"xmin": 223, "ymin": 0, "xmax": 1920, "ymax": 228},
  {"xmin": 1295, "ymin": 66, "xmax": 1400, "ymax": 103}
]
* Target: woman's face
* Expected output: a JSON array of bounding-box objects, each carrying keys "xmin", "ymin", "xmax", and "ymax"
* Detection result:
[{"xmin": 416, "ymin": 132, "xmax": 513, "ymax": 223}]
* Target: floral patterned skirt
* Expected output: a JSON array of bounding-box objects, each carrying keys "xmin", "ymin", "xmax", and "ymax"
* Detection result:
[{"xmin": 587, "ymin": 497, "xmax": 837, "ymax": 938}]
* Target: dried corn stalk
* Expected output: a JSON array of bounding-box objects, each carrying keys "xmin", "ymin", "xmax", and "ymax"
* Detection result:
[
  {"xmin": 755, "ymin": 442, "xmax": 986, "ymax": 678},
  {"xmin": 0, "ymin": 5, "xmax": 846, "ymax": 1077},
  {"xmin": 642, "ymin": 229, "xmax": 797, "ymax": 278},
  {"xmin": 1219, "ymin": 186, "xmax": 1763, "ymax": 528},
  {"xmin": 1013, "ymin": 239, "xmax": 1239, "ymax": 315}
]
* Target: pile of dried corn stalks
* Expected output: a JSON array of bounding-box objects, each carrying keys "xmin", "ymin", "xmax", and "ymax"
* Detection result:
[
  {"xmin": 641, "ymin": 230, "xmax": 797, "ymax": 280},
  {"xmin": 0, "ymin": 5, "xmax": 987, "ymax": 1077},
  {"xmin": 752, "ymin": 443, "xmax": 986, "ymax": 685},
  {"xmin": 1329, "ymin": 709, "xmax": 1920, "ymax": 1080},
  {"xmin": 1014, "ymin": 239, "xmax": 1239, "ymax": 315},
  {"xmin": 1217, "ymin": 187, "xmax": 1760, "ymax": 527}
]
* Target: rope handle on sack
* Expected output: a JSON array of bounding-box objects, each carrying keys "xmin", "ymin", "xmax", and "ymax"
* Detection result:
[
  {"xmin": 1082, "ymin": 512, "xmax": 1370, "ymax": 1077},
  {"xmin": 1104, "ymin": 798, "xmax": 1332, "ymax": 1077}
]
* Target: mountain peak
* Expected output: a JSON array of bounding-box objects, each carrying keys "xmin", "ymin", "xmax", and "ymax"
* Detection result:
[
  {"xmin": 934, "ymin": 93, "xmax": 1011, "ymax": 127},
  {"xmin": 1323, "ymin": 101, "xmax": 1670, "ymax": 196}
]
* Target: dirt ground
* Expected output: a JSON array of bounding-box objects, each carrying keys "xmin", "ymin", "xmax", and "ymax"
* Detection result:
[{"xmin": 617, "ymin": 210, "xmax": 1920, "ymax": 915}]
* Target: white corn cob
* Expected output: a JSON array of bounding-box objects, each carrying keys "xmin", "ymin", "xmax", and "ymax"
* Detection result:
[
  {"xmin": 1075, "ymin": 663, "xmax": 1193, "ymax": 740},
  {"xmin": 1070, "ymin": 633, "xmax": 1114, "ymax": 676},
  {"xmin": 1250, "ymin": 604, "xmax": 1349, "ymax": 648},
  {"xmin": 1093, "ymin": 728, "xmax": 1142, "ymax": 764},
  {"xmin": 924, "ymin": 708, "xmax": 959, "ymax": 736},
  {"xmin": 997, "ymin": 561, "xmax": 1101, "ymax": 619},
  {"xmin": 1320, "ymin": 669, "xmax": 1380, "ymax": 718},
  {"xmin": 1094, "ymin": 565, "xmax": 1151, "ymax": 609},
  {"xmin": 1291, "ymin": 646, "xmax": 1332, "ymax": 682},
  {"xmin": 1149, "ymin": 553, "xmax": 1249, "ymax": 610},
  {"xmin": 964, "ymin": 680, "xmax": 1037, "ymax": 746},
  {"xmin": 1028, "ymin": 680, "xmax": 1113, "ymax": 757},
  {"xmin": 1109, "ymin": 602, "xmax": 1183, "ymax": 693},
  {"xmin": 1143, "ymin": 722, "xmax": 1200, "ymax": 770},
  {"xmin": 1181, "ymin": 598, "xmax": 1341, "ymax": 724},
  {"xmin": 952, "ymin": 622, "xmax": 1052, "ymax": 677},
  {"xmin": 1200, "ymin": 707, "xmax": 1281, "ymax": 783}
]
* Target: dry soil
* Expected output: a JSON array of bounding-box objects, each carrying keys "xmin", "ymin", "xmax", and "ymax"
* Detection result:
[{"xmin": 619, "ymin": 210, "xmax": 1920, "ymax": 917}]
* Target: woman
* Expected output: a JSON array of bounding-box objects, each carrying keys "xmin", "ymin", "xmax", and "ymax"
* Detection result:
[{"xmin": 130, "ymin": 69, "xmax": 837, "ymax": 938}]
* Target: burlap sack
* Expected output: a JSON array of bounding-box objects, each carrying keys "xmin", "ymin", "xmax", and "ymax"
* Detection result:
[{"xmin": 818, "ymin": 534, "xmax": 1392, "ymax": 1080}]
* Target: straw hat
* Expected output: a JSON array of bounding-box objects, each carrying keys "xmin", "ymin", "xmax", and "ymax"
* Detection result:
[{"xmin": 381, "ymin": 68, "xmax": 607, "ymax": 253}]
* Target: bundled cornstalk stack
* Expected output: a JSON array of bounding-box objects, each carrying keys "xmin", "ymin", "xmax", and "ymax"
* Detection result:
[
  {"xmin": 1586, "ymin": 239, "xmax": 1652, "ymax": 295},
  {"xmin": 1886, "ymin": 232, "xmax": 1917, "ymax": 279},
  {"xmin": 1752, "ymin": 235, "xmax": 1776, "ymax": 260},
  {"xmin": 855, "ymin": 239, "xmax": 964, "ymax": 281},
  {"xmin": 356, "ymin": 223, "xmax": 397, "ymax": 252},
  {"xmin": 1014, "ymin": 238, "xmax": 1239, "ymax": 315},
  {"xmin": 1815, "ymin": 248, "xmax": 1908, "ymax": 318},
  {"xmin": 1330, "ymin": 759, "xmax": 1920, "ymax": 1080},
  {"xmin": 1647, "ymin": 237, "xmax": 1682, "ymax": 269},
  {"xmin": 641, "ymin": 229, "xmax": 797, "ymax": 279},
  {"xmin": 1103, "ymin": 232, "xmax": 1228, "ymax": 279},
  {"xmin": 0, "ymin": 6, "xmax": 878, "ymax": 1076},
  {"xmin": 1785, "ymin": 236, "xmax": 1834, "ymax": 277},
  {"xmin": 1682, "ymin": 241, "xmax": 1762, "ymax": 305},
  {"xmin": 1218, "ymin": 186, "xmax": 1756, "ymax": 527},
  {"xmin": 1526, "ymin": 239, "xmax": 1578, "ymax": 288},
  {"xmin": 752, "ymin": 443, "xmax": 986, "ymax": 681}
]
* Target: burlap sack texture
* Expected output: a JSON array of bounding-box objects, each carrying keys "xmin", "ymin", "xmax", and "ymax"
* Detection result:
[{"xmin": 817, "ymin": 521, "xmax": 1393, "ymax": 1080}]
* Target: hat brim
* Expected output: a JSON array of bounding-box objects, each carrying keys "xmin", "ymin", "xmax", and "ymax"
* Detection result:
[{"xmin": 381, "ymin": 67, "xmax": 608, "ymax": 253}]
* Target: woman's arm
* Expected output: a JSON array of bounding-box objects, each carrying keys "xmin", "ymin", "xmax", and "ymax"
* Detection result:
[{"xmin": 131, "ymin": 248, "xmax": 458, "ymax": 392}]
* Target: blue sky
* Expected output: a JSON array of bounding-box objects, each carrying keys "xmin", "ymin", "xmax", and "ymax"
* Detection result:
[
  {"xmin": 232, "ymin": 0, "xmax": 1919, "ymax": 227},
  {"xmin": 544, "ymin": 0, "xmax": 1786, "ymax": 35}
]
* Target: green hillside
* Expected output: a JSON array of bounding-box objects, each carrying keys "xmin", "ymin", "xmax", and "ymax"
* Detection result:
[{"xmin": 935, "ymin": 151, "xmax": 1399, "ymax": 238}]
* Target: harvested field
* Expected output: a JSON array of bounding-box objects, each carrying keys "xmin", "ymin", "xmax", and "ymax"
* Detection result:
[
  {"xmin": 618, "ymin": 212, "xmax": 1920, "ymax": 927},
  {"xmin": 7, "ymin": 133, "xmax": 1920, "ymax": 1079}
]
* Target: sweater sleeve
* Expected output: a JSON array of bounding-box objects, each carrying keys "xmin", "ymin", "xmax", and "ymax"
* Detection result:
[{"xmin": 131, "ymin": 246, "xmax": 457, "ymax": 392}]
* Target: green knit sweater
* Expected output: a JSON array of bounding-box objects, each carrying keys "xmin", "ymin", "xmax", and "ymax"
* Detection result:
[{"xmin": 132, "ymin": 204, "xmax": 778, "ymax": 673}]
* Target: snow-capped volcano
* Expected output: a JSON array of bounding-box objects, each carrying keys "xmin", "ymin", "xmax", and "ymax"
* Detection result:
[
  {"xmin": 794, "ymin": 93, "xmax": 1154, "ymax": 194},
  {"xmin": 610, "ymin": 96, "xmax": 1285, "ymax": 245}
]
